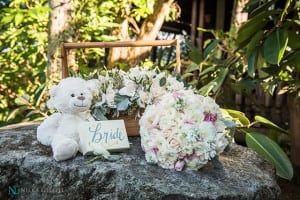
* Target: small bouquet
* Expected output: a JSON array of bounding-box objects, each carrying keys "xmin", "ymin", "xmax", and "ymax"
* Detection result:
[
  {"xmin": 139, "ymin": 89, "xmax": 229, "ymax": 171},
  {"xmin": 92, "ymin": 67, "xmax": 186, "ymax": 119}
]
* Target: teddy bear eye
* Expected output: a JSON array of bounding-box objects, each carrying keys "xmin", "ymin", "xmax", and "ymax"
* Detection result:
[{"xmin": 71, "ymin": 93, "xmax": 75, "ymax": 97}]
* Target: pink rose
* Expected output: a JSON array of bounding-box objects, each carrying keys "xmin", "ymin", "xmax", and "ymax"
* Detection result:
[
  {"xmin": 172, "ymin": 92, "xmax": 184, "ymax": 99},
  {"xmin": 184, "ymin": 119, "xmax": 194, "ymax": 125},
  {"xmin": 204, "ymin": 112, "xmax": 218, "ymax": 122},
  {"xmin": 174, "ymin": 160, "xmax": 185, "ymax": 171},
  {"xmin": 168, "ymin": 138, "xmax": 181, "ymax": 151},
  {"xmin": 152, "ymin": 146, "xmax": 159, "ymax": 154}
]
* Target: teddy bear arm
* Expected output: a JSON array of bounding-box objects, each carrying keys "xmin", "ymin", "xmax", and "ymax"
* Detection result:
[{"xmin": 37, "ymin": 113, "xmax": 62, "ymax": 146}]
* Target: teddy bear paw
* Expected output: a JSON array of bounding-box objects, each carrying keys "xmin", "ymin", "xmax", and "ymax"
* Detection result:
[{"xmin": 52, "ymin": 138, "xmax": 79, "ymax": 161}]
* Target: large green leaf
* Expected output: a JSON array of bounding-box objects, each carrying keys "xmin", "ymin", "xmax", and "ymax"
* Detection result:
[
  {"xmin": 287, "ymin": 30, "xmax": 300, "ymax": 49},
  {"xmin": 237, "ymin": 10, "xmax": 281, "ymax": 48},
  {"xmin": 254, "ymin": 115, "xmax": 289, "ymax": 134},
  {"xmin": 245, "ymin": 131, "xmax": 293, "ymax": 180},
  {"xmin": 189, "ymin": 51, "xmax": 203, "ymax": 65},
  {"xmin": 185, "ymin": 63, "xmax": 199, "ymax": 73},
  {"xmin": 185, "ymin": 39, "xmax": 199, "ymax": 52},
  {"xmin": 230, "ymin": 79, "xmax": 257, "ymax": 93},
  {"xmin": 236, "ymin": 10, "xmax": 276, "ymax": 47},
  {"xmin": 181, "ymin": 73, "xmax": 194, "ymax": 80},
  {"xmin": 285, "ymin": 50, "xmax": 300, "ymax": 71},
  {"xmin": 203, "ymin": 40, "xmax": 219, "ymax": 60},
  {"xmin": 223, "ymin": 109, "xmax": 250, "ymax": 126},
  {"xmin": 212, "ymin": 68, "xmax": 228, "ymax": 93},
  {"xmin": 263, "ymin": 30, "xmax": 288, "ymax": 65},
  {"xmin": 249, "ymin": 0, "xmax": 278, "ymax": 18},
  {"xmin": 200, "ymin": 65, "xmax": 216, "ymax": 76},
  {"xmin": 198, "ymin": 68, "xmax": 228, "ymax": 96},
  {"xmin": 246, "ymin": 30, "xmax": 264, "ymax": 59},
  {"xmin": 247, "ymin": 47, "xmax": 258, "ymax": 78}
]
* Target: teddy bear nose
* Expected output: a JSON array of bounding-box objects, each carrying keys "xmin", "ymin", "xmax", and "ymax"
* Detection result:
[{"xmin": 77, "ymin": 96, "xmax": 85, "ymax": 101}]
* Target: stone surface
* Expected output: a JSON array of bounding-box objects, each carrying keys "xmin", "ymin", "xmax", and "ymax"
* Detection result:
[{"xmin": 0, "ymin": 122, "xmax": 280, "ymax": 200}]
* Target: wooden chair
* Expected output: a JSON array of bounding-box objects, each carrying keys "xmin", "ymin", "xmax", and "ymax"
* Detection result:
[{"xmin": 60, "ymin": 40, "xmax": 181, "ymax": 78}]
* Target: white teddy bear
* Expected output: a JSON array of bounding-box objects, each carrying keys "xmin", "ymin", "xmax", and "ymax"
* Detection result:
[{"xmin": 37, "ymin": 77, "xmax": 106, "ymax": 161}]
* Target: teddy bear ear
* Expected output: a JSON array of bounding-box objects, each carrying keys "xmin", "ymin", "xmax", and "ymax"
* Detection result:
[
  {"xmin": 86, "ymin": 79, "xmax": 100, "ymax": 97},
  {"xmin": 46, "ymin": 85, "xmax": 59, "ymax": 109}
]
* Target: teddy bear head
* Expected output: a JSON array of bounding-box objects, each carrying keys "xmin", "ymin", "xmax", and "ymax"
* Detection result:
[{"xmin": 46, "ymin": 77, "xmax": 99, "ymax": 114}]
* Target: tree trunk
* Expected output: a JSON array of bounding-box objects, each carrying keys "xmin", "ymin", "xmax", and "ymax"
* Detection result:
[
  {"xmin": 47, "ymin": 0, "xmax": 74, "ymax": 81},
  {"xmin": 107, "ymin": 0, "xmax": 131, "ymax": 68},
  {"xmin": 288, "ymin": 94, "xmax": 300, "ymax": 183},
  {"xmin": 231, "ymin": 0, "xmax": 249, "ymax": 32},
  {"xmin": 108, "ymin": 0, "xmax": 175, "ymax": 68}
]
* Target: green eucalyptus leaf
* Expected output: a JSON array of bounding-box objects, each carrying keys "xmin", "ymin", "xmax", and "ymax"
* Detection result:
[
  {"xmin": 222, "ymin": 119, "xmax": 237, "ymax": 128},
  {"xmin": 211, "ymin": 156, "xmax": 223, "ymax": 169},
  {"xmin": 263, "ymin": 30, "xmax": 288, "ymax": 65},
  {"xmin": 159, "ymin": 77, "xmax": 166, "ymax": 87},
  {"xmin": 93, "ymin": 108, "xmax": 108, "ymax": 121},
  {"xmin": 245, "ymin": 131, "xmax": 293, "ymax": 180},
  {"xmin": 114, "ymin": 93, "xmax": 130, "ymax": 111}
]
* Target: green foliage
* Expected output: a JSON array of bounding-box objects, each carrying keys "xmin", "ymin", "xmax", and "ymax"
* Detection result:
[
  {"xmin": 183, "ymin": 0, "xmax": 299, "ymax": 101},
  {"xmin": 0, "ymin": 0, "xmax": 177, "ymax": 126},
  {"xmin": 67, "ymin": 0, "xmax": 177, "ymax": 74},
  {"xmin": 245, "ymin": 131, "xmax": 293, "ymax": 180},
  {"xmin": 223, "ymin": 108, "xmax": 293, "ymax": 180},
  {"xmin": 0, "ymin": 0, "xmax": 49, "ymax": 126},
  {"xmin": 237, "ymin": 0, "xmax": 300, "ymax": 96},
  {"xmin": 183, "ymin": 30, "xmax": 242, "ymax": 98},
  {"xmin": 182, "ymin": 0, "xmax": 297, "ymax": 180}
]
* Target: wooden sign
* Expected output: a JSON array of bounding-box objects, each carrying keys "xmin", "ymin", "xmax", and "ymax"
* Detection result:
[{"xmin": 78, "ymin": 120, "xmax": 130, "ymax": 155}]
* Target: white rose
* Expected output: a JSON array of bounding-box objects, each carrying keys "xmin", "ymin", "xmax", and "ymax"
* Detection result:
[{"xmin": 119, "ymin": 80, "xmax": 136, "ymax": 97}]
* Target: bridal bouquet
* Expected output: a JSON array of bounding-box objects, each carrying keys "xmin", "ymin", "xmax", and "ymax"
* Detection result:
[
  {"xmin": 139, "ymin": 89, "xmax": 229, "ymax": 171},
  {"xmin": 93, "ymin": 67, "xmax": 187, "ymax": 119}
]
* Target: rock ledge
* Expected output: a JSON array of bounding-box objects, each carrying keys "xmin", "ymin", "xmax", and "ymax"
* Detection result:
[{"xmin": 0, "ymin": 122, "xmax": 280, "ymax": 199}]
